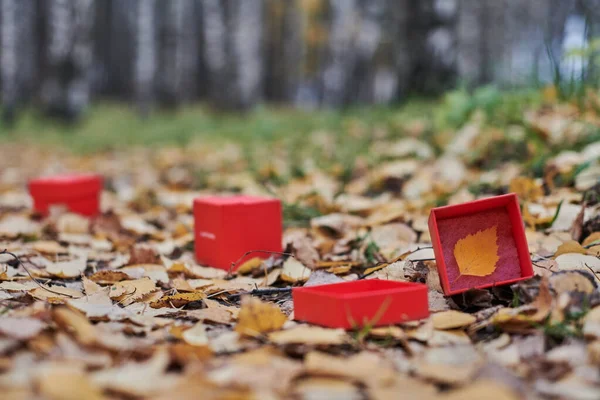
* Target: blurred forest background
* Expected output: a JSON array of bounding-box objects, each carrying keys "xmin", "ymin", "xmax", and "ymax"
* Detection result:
[{"xmin": 1, "ymin": 0, "xmax": 600, "ymax": 124}]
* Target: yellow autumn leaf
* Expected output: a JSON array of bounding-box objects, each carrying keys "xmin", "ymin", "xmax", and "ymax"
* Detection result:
[
  {"xmin": 235, "ymin": 296, "xmax": 287, "ymax": 337},
  {"xmin": 149, "ymin": 291, "xmax": 206, "ymax": 309},
  {"xmin": 453, "ymin": 226, "xmax": 499, "ymax": 277},
  {"xmin": 236, "ymin": 257, "xmax": 264, "ymax": 275}
]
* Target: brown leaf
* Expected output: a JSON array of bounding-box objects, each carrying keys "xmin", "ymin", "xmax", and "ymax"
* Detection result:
[{"xmin": 150, "ymin": 291, "xmax": 206, "ymax": 309}]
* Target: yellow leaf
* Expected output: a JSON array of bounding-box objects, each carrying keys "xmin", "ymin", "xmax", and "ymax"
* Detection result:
[
  {"xmin": 454, "ymin": 226, "xmax": 499, "ymax": 277},
  {"xmin": 431, "ymin": 310, "xmax": 476, "ymax": 330},
  {"xmin": 236, "ymin": 257, "xmax": 264, "ymax": 275},
  {"xmin": 554, "ymin": 240, "xmax": 587, "ymax": 257},
  {"xmin": 508, "ymin": 177, "xmax": 543, "ymax": 202},
  {"xmin": 235, "ymin": 296, "xmax": 287, "ymax": 337},
  {"xmin": 149, "ymin": 291, "xmax": 206, "ymax": 309}
]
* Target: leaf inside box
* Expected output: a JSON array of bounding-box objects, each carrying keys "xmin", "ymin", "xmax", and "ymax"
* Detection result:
[
  {"xmin": 453, "ymin": 226, "xmax": 499, "ymax": 278},
  {"xmin": 437, "ymin": 208, "xmax": 522, "ymax": 292}
]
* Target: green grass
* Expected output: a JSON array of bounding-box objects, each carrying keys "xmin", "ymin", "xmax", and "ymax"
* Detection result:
[{"xmin": 1, "ymin": 87, "xmax": 597, "ymax": 180}]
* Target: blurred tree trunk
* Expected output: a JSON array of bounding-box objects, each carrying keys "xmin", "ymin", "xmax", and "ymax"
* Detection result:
[
  {"xmin": 1, "ymin": 0, "xmax": 18, "ymax": 123},
  {"xmin": 158, "ymin": 0, "xmax": 199, "ymax": 106},
  {"xmin": 201, "ymin": 0, "xmax": 263, "ymax": 110},
  {"xmin": 265, "ymin": 0, "xmax": 303, "ymax": 103},
  {"xmin": 40, "ymin": 0, "xmax": 94, "ymax": 121},
  {"xmin": 1, "ymin": 0, "xmax": 38, "ymax": 124},
  {"xmin": 134, "ymin": 0, "xmax": 156, "ymax": 116}
]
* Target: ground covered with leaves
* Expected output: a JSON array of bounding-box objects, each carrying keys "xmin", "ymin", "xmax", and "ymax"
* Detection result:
[{"xmin": 1, "ymin": 89, "xmax": 600, "ymax": 399}]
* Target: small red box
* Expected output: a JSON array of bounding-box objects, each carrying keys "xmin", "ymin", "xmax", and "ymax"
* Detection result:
[
  {"xmin": 28, "ymin": 174, "xmax": 103, "ymax": 217},
  {"xmin": 292, "ymin": 279, "xmax": 429, "ymax": 329},
  {"xmin": 428, "ymin": 193, "xmax": 533, "ymax": 296},
  {"xmin": 193, "ymin": 196, "xmax": 283, "ymax": 271}
]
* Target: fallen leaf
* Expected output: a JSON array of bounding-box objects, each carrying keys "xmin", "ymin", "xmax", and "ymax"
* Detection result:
[
  {"xmin": 440, "ymin": 380, "xmax": 519, "ymax": 400},
  {"xmin": 31, "ymin": 240, "xmax": 67, "ymax": 255},
  {"xmin": 150, "ymin": 291, "xmax": 206, "ymax": 309},
  {"xmin": 269, "ymin": 325, "xmax": 348, "ymax": 345},
  {"xmin": 235, "ymin": 296, "xmax": 287, "ymax": 337},
  {"xmin": 92, "ymin": 350, "xmax": 178, "ymax": 396},
  {"xmin": 281, "ymin": 257, "xmax": 311, "ymax": 283},
  {"xmin": 554, "ymin": 240, "xmax": 588, "ymax": 257},
  {"xmin": 304, "ymin": 351, "xmax": 396, "ymax": 388},
  {"xmin": 432, "ymin": 310, "xmax": 476, "ymax": 330},
  {"xmin": 36, "ymin": 363, "xmax": 106, "ymax": 400},
  {"xmin": 45, "ymin": 255, "xmax": 88, "ymax": 278},
  {"xmin": 109, "ymin": 278, "xmax": 157, "ymax": 306},
  {"xmin": 549, "ymin": 271, "xmax": 596, "ymax": 295},
  {"xmin": 236, "ymin": 257, "xmax": 264, "ymax": 274},
  {"xmin": 30, "ymin": 286, "xmax": 83, "ymax": 303},
  {"xmin": 0, "ymin": 317, "xmax": 45, "ymax": 340},
  {"xmin": 454, "ymin": 226, "xmax": 499, "ymax": 277},
  {"xmin": 88, "ymin": 269, "xmax": 131, "ymax": 283},
  {"xmin": 55, "ymin": 213, "xmax": 90, "ymax": 234},
  {"xmin": 182, "ymin": 322, "xmax": 211, "ymax": 347}
]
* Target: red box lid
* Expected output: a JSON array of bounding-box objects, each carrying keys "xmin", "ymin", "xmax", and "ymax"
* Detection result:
[{"xmin": 293, "ymin": 279, "xmax": 429, "ymax": 329}]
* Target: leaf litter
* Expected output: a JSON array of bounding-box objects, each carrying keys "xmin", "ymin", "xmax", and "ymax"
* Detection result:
[{"xmin": 1, "ymin": 103, "xmax": 600, "ymax": 399}]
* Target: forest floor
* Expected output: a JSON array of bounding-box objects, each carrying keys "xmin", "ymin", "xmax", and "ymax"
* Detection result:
[{"xmin": 0, "ymin": 86, "xmax": 600, "ymax": 399}]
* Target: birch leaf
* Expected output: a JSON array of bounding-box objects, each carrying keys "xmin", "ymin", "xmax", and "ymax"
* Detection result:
[
  {"xmin": 235, "ymin": 296, "xmax": 287, "ymax": 337},
  {"xmin": 454, "ymin": 226, "xmax": 499, "ymax": 277}
]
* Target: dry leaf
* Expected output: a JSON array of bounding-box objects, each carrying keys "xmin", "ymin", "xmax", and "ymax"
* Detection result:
[
  {"xmin": 236, "ymin": 257, "xmax": 264, "ymax": 274},
  {"xmin": 554, "ymin": 240, "xmax": 588, "ymax": 257},
  {"xmin": 235, "ymin": 296, "xmax": 287, "ymax": 337},
  {"xmin": 432, "ymin": 311, "xmax": 476, "ymax": 330},
  {"xmin": 269, "ymin": 325, "xmax": 348, "ymax": 345},
  {"xmin": 440, "ymin": 380, "xmax": 519, "ymax": 400},
  {"xmin": 150, "ymin": 291, "xmax": 206, "ymax": 309},
  {"xmin": 182, "ymin": 323, "xmax": 211, "ymax": 347},
  {"xmin": 0, "ymin": 317, "xmax": 45, "ymax": 340},
  {"xmin": 31, "ymin": 240, "xmax": 67, "ymax": 254},
  {"xmin": 109, "ymin": 278, "xmax": 157, "ymax": 306},
  {"xmin": 46, "ymin": 255, "xmax": 88, "ymax": 278},
  {"xmin": 36, "ymin": 363, "xmax": 106, "ymax": 400},
  {"xmin": 30, "ymin": 286, "xmax": 83, "ymax": 303},
  {"xmin": 92, "ymin": 350, "xmax": 177, "ymax": 396},
  {"xmin": 89, "ymin": 269, "xmax": 130, "ymax": 283},
  {"xmin": 281, "ymin": 258, "xmax": 311, "ymax": 283},
  {"xmin": 454, "ymin": 226, "xmax": 499, "ymax": 277},
  {"xmin": 304, "ymin": 351, "xmax": 396, "ymax": 388}
]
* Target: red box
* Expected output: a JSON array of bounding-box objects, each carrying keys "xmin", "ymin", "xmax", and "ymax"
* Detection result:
[
  {"xmin": 193, "ymin": 196, "xmax": 283, "ymax": 271},
  {"xmin": 292, "ymin": 279, "xmax": 429, "ymax": 329},
  {"xmin": 428, "ymin": 193, "xmax": 533, "ymax": 296},
  {"xmin": 28, "ymin": 174, "xmax": 103, "ymax": 217}
]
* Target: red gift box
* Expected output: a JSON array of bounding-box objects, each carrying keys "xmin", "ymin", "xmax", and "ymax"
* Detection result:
[
  {"xmin": 28, "ymin": 174, "xmax": 103, "ymax": 217},
  {"xmin": 292, "ymin": 279, "xmax": 429, "ymax": 329},
  {"xmin": 428, "ymin": 193, "xmax": 533, "ymax": 296},
  {"xmin": 193, "ymin": 195, "xmax": 283, "ymax": 271}
]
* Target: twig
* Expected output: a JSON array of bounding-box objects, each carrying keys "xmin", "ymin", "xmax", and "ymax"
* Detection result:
[
  {"xmin": 228, "ymin": 250, "xmax": 294, "ymax": 275},
  {"xmin": 0, "ymin": 249, "xmax": 78, "ymax": 299},
  {"xmin": 226, "ymin": 287, "xmax": 292, "ymax": 299},
  {"xmin": 358, "ymin": 246, "xmax": 433, "ymax": 280}
]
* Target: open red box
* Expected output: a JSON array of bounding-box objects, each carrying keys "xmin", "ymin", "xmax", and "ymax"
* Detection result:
[
  {"xmin": 28, "ymin": 174, "xmax": 103, "ymax": 217},
  {"xmin": 194, "ymin": 195, "xmax": 283, "ymax": 271},
  {"xmin": 428, "ymin": 193, "xmax": 533, "ymax": 296},
  {"xmin": 293, "ymin": 279, "xmax": 429, "ymax": 329}
]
